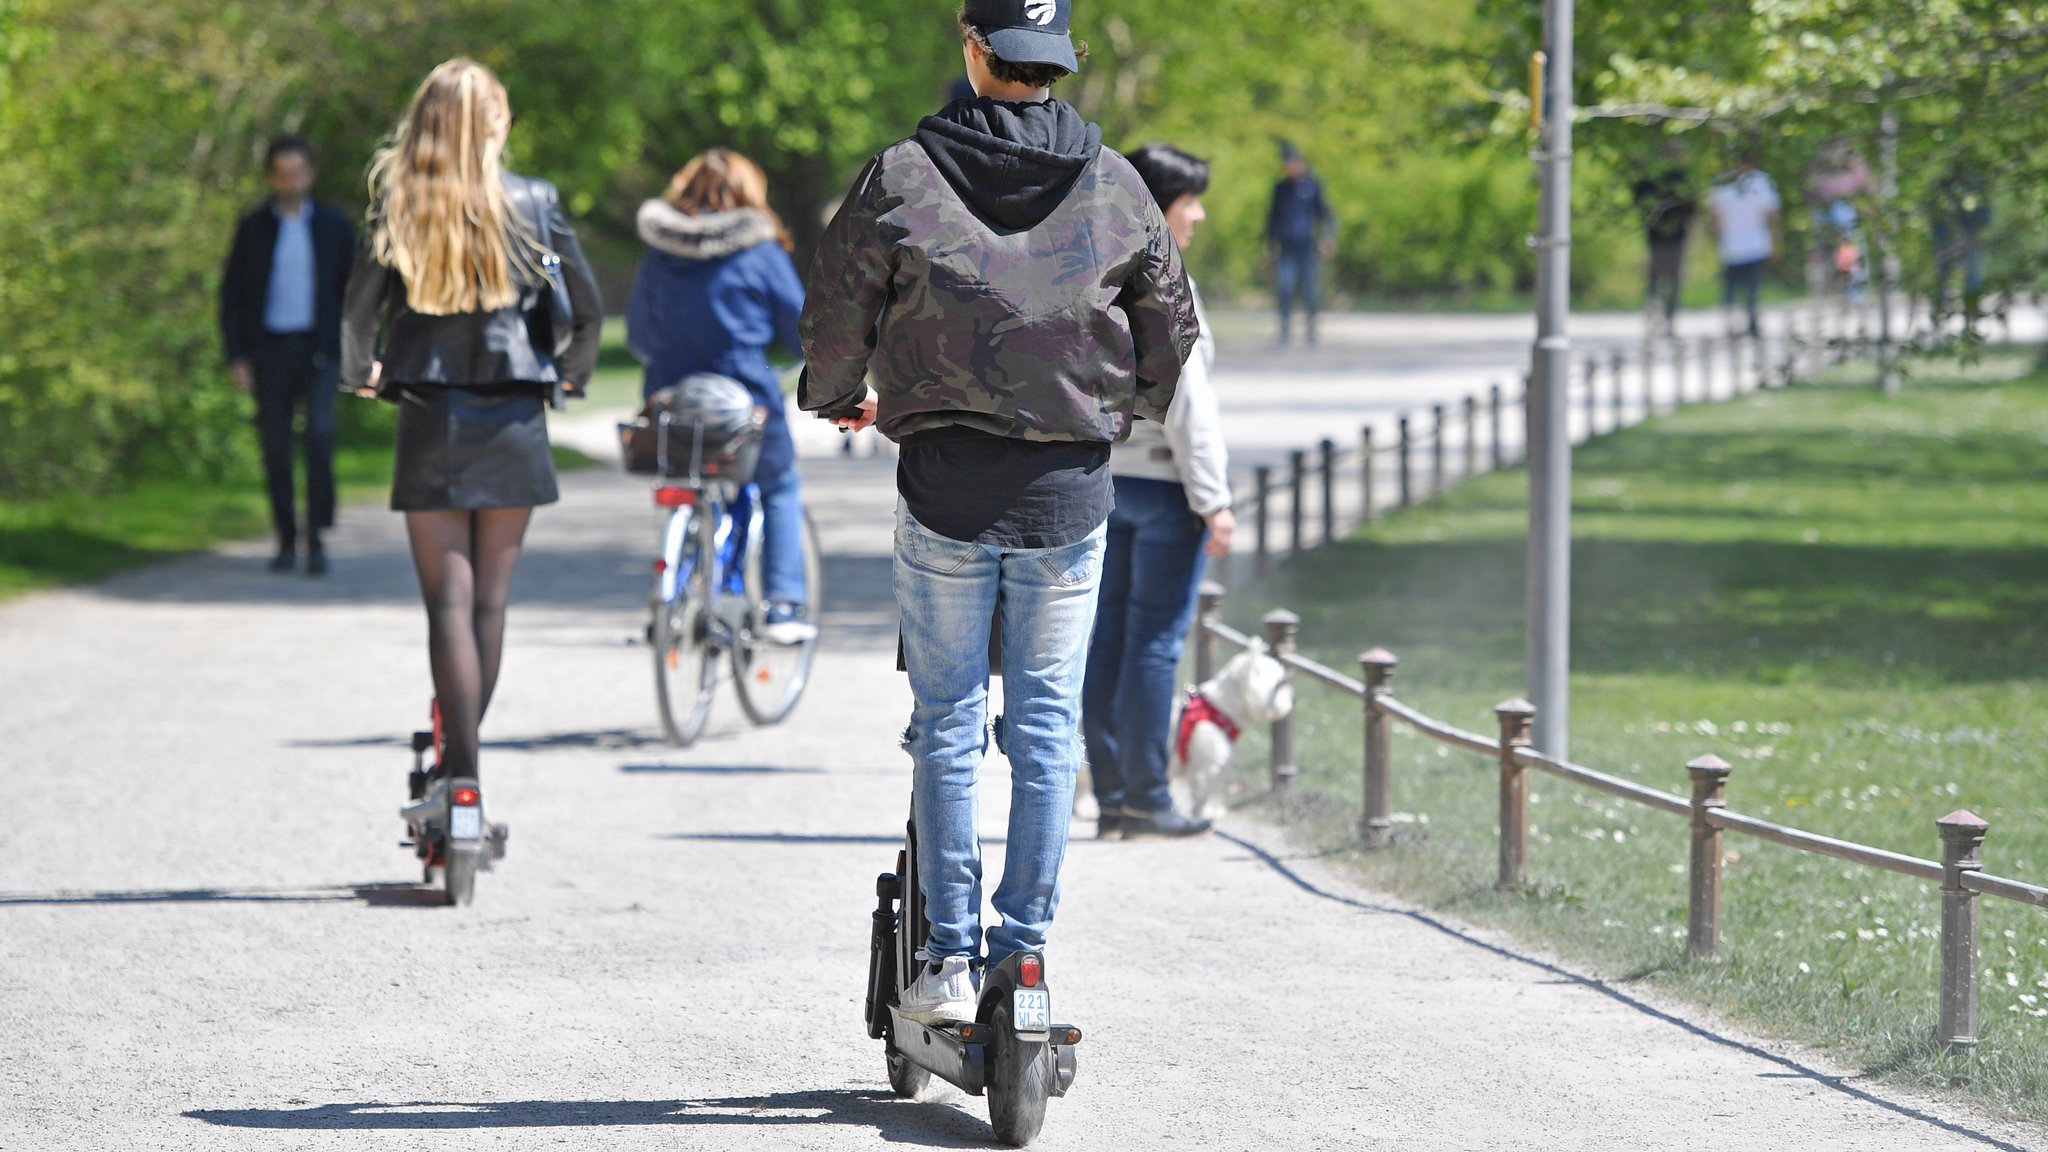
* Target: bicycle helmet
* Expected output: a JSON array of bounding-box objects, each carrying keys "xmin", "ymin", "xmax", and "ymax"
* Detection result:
[
  {"xmin": 636, "ymin": 373, "xmax": 766, "ymax": 480},
  {"xmin": 650, "ymin": 373, "xmax": 756, "ymax": 438}
]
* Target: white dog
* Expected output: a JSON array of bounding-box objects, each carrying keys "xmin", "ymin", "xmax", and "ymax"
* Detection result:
[{"xmin": 1169, "ymin": 642, "xmax": 1295, "ymax": 820}]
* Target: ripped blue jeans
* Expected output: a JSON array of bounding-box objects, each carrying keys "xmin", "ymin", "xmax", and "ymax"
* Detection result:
[{"xmin": 895, "ymin": 501, "xmax": 1106, "ymax": 966}]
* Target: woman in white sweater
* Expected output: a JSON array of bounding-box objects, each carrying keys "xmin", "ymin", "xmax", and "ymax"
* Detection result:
[{"xmin": 1082, "ymin": 143, "xmax": 1235, "ymax": 840}]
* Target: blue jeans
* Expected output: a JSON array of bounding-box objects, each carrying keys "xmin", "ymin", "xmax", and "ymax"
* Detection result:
[
  {"xmin": 1275, "ymin": 244, "xmax": 1322, "ymax": 342},
  {"xmin": 755, "ymin": 463, "xmax": 806, "ymax": 606},
  {"xmin": 1083, "ymin": 477, "xmax": 1208, "ymax": 815},
  {"xmin": 1722, "ymin": 259, "xmax": 1766, "ymax": 337},
  {"xmin": 895, "ymin": 502, "xmax": 1106, "ymax": 965}
]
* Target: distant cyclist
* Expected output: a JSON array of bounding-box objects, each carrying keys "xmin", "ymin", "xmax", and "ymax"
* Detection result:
[
  {"xmin": 341, "ymin": 57, "xmax": 601, "ymax": 811},
  {"xmin": 628, "ymin": 149, "xmax": 814, "ymax": 645}
]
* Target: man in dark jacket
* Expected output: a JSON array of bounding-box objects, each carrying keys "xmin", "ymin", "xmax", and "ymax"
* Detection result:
[
  {"xmin": 219, "ymin": 135, "xmax": 355, "ymax": 574},
  {"xmin": 1632, "ymin": 141, "xmax": 1696, "ymax": 339},
  {"xmin": 1266, "ymin": 143, "xmax": 1336, "ymax": 346},
  {"xmin": 800, "ymin": 0, "xmax": 1198, "ymax": 1026}
]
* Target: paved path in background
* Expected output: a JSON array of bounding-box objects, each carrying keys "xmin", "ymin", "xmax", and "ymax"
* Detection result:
[{"xmin": 4, "ymin": 314, "xmax": 2045, "ymax": 1150}]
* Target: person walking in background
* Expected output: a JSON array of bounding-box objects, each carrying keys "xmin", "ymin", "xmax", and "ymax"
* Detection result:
[
  {"xmin": 341, "ymin": 58, "xmax": 601, "ymax": 824},
  {"xmin": 1083, "ymin": 143, "xmax": 1232, "ymax": 841},
  {"xmin": 1630, "ymin": 141, "xmax": 1695, "ymax": 340},
  {"xmin": 1266, "ymin": 143, "xmax": 1336, "ymax": 346},
  {"xmin": 628, "ymin": 149, "xmax": 815, "ymax": 644},
  {"xmin": 800, "ymin": 0, "xmax": 1197, "ymax": 1024},
  {"xmin": 1932, "ymin": 165, "xmax": 1992, "ymax": 320},
  {"xmin": 219, "ymin": 135, "xmax": 355, "ymax": 575},
  {"xmin": 1707, "ymin": 155, "xmax": 1781, "ymax": 339}
]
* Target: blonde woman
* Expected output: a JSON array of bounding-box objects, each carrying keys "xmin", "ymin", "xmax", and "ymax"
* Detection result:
[
  {"xmin": 627, "ymin": 149, "xmax": 812, "ymax": 642},
  {"xmin": 340, "ymin": 58, "xmax": 601, "ymax": 826}
]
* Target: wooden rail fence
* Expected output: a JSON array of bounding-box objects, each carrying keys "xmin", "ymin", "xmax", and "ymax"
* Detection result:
[{"xmin": 1191, "ymin": 587, "xmax": 2048, "ymax": 1051}]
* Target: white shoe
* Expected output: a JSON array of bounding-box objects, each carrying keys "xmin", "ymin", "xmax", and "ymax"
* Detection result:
[
  {"xmin": 760, "ymin": 603, "xmax": 818, "ymax": 646},
  {"xmin": 898, "ymin": 953, "xmax": 978, "ymax": 1025}
]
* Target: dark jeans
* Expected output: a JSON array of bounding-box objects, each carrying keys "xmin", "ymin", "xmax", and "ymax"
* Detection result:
[
  {"xmin": 1082, "ymin": 476, "xmax": 1209, "ymax": 815},
  {"xmin": 1721, "ymin": 259, "xmax": 1767, "ymax": 337},
  {"xmin": 1646, "ymin": 237, "xmax": 1686, "ymax": 324},
  {"xmin": 252, "ymin": 331, "xmax": 336, "ymax": 545},
  {"xmin": 1275, "ymin": 244, "xmax": 1322, "ymax": 343}
]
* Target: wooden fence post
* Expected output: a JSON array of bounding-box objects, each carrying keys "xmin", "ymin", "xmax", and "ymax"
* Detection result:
[
  {"xmin": 1495, "ymin": 699, "xmax": 1536, "ymax": 889},
  {"xmin": 1610, "ymin": 350, "xmax": 1627, "ymax": 430},
  {"xmin": 1686, "ymin": 754, "xmax": 1733, "ymax": 960},
  {"xmin": 1264, "ymin": 610, "xmax": 1300, "ymax": 794},
  {"xmin": 1319, "ymin": 438, "xmax": 1337, "ymax": 545},
  {"xmin": 1642, "ymin": 341, "xmax": 1658, "ymax": 418},
  {"xmin": 1288, "ymin": 449, "xmax": 1307, "ymax": 556},
  {"xmin": 1360, "ymin": 426, "xmax": 1377, "ymax": 524},
  {"xmin": 1462, "ymin": 395, "xmax": 1478, "ymax": 481},
  {"xmin": 1397, "ymin": 415, "xmax": 1413, "ymax": 507},
  {"xmin": 1193, "ymin": 581, "xmax": 1225, "ymax": 685},
  {"xmin": 1938, "ymin": 809, "xmax": 1990, "ymax": 1050},
  {"xmin": 1583, "ymin": 356, "xmax": 1600, "ymax": 437},
  {"xmin": 1360, "ymin": 648, "xmax": 1397, "ymax": 846},
  {"xmin": 1253, "ymin": 465, "xmax": 1272, "ymax": 578},
  {"xmin": 1672, "ymin": 340, "xmax": 1688, "ymax": 408},
  {"xmin": 1489, "ymin": 384, "xmax": 1504, "ymax": 471},
  {"xmin": 1430, "ymin": 404, "xmax": 1446, "ymax": 496}
]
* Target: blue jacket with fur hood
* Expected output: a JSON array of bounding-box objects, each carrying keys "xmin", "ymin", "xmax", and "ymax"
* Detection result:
[{"xmin": 627, "ymin": 201, "xmax": 805, "ymax": 481}]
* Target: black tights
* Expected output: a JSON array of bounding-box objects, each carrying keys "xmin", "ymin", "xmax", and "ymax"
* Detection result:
[{"xmin": 405, "ymin": 508, "xmax": 533, "ymax": 781}]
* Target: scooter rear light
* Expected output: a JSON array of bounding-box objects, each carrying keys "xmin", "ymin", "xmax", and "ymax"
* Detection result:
[
  {"xmin": 654, "ymin": 486, "xmax": 695, "ymax": 507},
  {"xmin": 1018, "ymin": 954, "xmax": 1042, "ymax": 988},
  {"xmin": 452, "ymin": 787, "xmax": 480, "ymax": 807}
]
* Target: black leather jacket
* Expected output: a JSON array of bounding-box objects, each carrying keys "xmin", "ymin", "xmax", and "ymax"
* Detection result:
[{"xmin": 341, "ymin": 172, "xmax": 602, "ymax": 392}]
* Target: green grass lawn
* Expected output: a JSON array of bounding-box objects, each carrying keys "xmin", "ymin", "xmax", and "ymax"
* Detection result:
[
  {"xmin": 0, "ymin": 392, "xmax": 594, "ymax": 600},
  {"xmin": 1224, "ymin": 354, "xmax": 2048, "ymax": 1121}
]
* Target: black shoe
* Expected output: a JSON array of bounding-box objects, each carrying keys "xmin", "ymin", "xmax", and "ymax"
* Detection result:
[
  {"xmin": 268, "ymin": 548, "xmax": 296, "ymax": 573},
  {"xmin": 305, "ymin": 534, "xmax": 327, "ymax": 577},
  {"xmin": 1122, "ymin": 808, "xmax": 1212, "ymax": 840},
  {"xmin": 1096, "ymin": 810, "xmax": 1124, "ymax": 839}
]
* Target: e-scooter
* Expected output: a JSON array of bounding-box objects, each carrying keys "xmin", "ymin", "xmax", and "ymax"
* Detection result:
[
  {"xmin": 399, "ymin": 700, "xmax": 508, "ymax": 906},
  {"xmin": 865, "ymin": 806, "xmax": 1081, "ymax": 1147}
]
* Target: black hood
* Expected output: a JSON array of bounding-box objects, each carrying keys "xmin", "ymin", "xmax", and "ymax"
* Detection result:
[{"xmin": 915, "ymin": 97, "xmax": 1102, "ymax": 232}]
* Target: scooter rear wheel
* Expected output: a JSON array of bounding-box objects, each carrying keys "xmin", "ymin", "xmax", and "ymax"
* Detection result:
[
  {"xmin": 885, "ymin": 1044, "xmax": 929, "ymax": 1099},
  {"xmin": 986, "ymin": 1002, "xmax": 1050, "ymax": 1147},
  {"xmin": 444, "ymin": 851, "xmax": 478, "ymax": 907}
]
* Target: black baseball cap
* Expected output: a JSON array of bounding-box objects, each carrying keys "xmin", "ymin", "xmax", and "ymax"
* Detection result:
[{"xmin": 963, "ymin": 0, "xmax": 1079, "ymax": 73}]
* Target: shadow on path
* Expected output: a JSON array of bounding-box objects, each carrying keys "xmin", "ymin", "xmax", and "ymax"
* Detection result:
[
  {"xmin": 0, "ymin": 882, "xmax": 446, "ymax": 909},
  {"xmin": 656, "ymin": 832, "xmax": 997, "ymax": 847},
  {"xmin": 1217, "ymin": 829, "xmax": 2029, "ymax": 1152},
  {"xmin": 291, "ymin": 729, "xmax": 670, "ymax": 753},
  {"xmin": 184, "ymin": 1089, "xmax": 989, "ymax": 1146}
]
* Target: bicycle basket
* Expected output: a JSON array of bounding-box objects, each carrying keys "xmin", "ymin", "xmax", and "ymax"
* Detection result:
[{"xmin": 619, "ymin": 374, "xmax": 768, "ymax": 481}]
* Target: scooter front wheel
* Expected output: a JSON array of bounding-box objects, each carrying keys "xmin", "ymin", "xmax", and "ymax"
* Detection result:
[{"xmin": 986, "ymin": 1002, "xmax": 1050, "ymax": 1147}]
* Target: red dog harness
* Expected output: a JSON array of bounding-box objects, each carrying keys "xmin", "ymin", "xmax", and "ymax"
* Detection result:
[{"xmin": 1175, "ymin": 690, "xmax": 1242, "ymax": 764}]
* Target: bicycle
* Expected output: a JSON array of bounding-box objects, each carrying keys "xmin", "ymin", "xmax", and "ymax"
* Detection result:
[{"xmin": 621, "ymin": 375, "xmax": 824, "ymax": 747}]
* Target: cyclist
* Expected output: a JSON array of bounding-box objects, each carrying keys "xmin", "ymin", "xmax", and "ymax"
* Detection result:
[
  {"xmin": 800, "ymin": 0, "xmax": 1198, "ymax": 1023},
  {"xmin": 628, "ymin": 149, "xmax": 814, "ymax": 645},
  {"xmin": 341, "ymin": 58, "xmax": 601, "ymax": 812}
]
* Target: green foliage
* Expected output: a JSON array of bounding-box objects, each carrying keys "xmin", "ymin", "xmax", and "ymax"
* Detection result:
[{"xmin": 1232, "ymin": 357, "xmax": 2048, "ymax": 1120}]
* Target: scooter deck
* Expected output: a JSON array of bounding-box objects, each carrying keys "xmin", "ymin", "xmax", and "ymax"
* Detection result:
[{"xmin": 887, "ymin": 1007, "xmax": 1080, "ymax": 1098}]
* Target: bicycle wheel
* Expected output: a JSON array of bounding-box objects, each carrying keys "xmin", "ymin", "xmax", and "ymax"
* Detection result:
[
  {"xmin": 652, "ymin": 506, "xmax": 719, "ymax": 746},
  {"xmin": 732, "ymin": 508, "xmax": 823, "ymax": 726}
]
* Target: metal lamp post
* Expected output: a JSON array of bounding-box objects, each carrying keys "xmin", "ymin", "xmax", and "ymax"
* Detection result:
[{"xmin": 1526, "ymin": 0, "xmax": 1575, "ymax": 756}]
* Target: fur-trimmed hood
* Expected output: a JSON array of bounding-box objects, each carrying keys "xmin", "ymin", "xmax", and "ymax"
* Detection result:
[{"xmin": 636, "ymin": 200, "xmax": 780, "ymax": 262}]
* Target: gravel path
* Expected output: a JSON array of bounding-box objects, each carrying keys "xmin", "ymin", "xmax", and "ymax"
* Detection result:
[{"xmin": 3, "ymin": 313, "xmax": 2043, "ymax": 1150}]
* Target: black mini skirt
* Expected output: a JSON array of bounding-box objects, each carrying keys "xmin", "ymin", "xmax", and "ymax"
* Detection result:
[{"xmin": 391, "ymin": 384, "xmax": 559, "ymax": 512}]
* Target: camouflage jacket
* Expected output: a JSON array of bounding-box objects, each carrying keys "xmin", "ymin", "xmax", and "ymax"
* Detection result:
[{"xmin": 797, "ymin": 128, "xmax": 1199, "ymax": 444}]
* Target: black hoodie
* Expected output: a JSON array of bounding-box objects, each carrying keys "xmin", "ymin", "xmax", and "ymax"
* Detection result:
[{"xmin": 915, "ymin": 97, "xmax": 1104, "ymax": 233}]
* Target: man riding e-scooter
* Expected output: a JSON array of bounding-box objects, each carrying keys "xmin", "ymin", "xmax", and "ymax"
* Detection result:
[{"xmin": 799, "ymin": 0, "xmax": 1198, "ymax": 1025}]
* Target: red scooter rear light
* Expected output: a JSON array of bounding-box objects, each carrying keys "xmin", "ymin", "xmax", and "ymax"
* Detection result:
[
  {"xmin": 452, "ymin": 787, "xmax": 480, "ymax": 807},
  {"xmin": 654, "ymin": 486, "xmax": 696, "ymax": 508},
  {"xmin": 1018, "ymin": 954, "xmax": 1042, "ymax": 988}
]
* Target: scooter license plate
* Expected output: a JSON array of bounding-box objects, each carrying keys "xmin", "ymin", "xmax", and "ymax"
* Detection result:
[
  {"xmin": 1012, "ymin": 988, "xmax": 1051, "ymax": 1032},
  {"xmin": 449, "ymin": 806, "xmax": 483, "ymax": 841}
]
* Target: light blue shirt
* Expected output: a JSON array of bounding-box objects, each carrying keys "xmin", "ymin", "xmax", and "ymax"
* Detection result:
[{"xmin": 263, "ymin": 200, "xmax": 316, "ymax": 334}]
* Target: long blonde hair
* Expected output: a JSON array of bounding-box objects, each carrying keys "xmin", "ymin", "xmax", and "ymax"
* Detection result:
[
  {"xmin": 367, "ymin": 58, "xmax": 540, "ymax": 315},
  {"xmin": 663, "ymin": 148, "xmax": 793, "ymax": 252}
]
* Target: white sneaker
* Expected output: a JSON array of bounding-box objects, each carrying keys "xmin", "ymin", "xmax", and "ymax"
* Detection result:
[
  {"xmin": 760, "ymin": 602, "xmax": 818, "ymax": 646},
  {"xmin": 898, "ymin": 953, "xmax": 978, "ymax": 1025}
]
